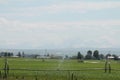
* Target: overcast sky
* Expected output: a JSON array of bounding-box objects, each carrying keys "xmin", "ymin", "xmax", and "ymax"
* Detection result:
[{"xmin": 0, "ymin": 0, "xmax": 120, "ymax": 49}]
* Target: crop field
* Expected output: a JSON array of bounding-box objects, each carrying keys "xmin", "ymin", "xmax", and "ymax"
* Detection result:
[{"xmin": 0, "ymin": 58, "xmax": 120, "ymax": 80}]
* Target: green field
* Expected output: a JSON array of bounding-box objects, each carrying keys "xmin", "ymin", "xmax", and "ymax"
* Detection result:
[{"xmin": 0, "ymin": 58, "xmax": 120, "ymax": 80}]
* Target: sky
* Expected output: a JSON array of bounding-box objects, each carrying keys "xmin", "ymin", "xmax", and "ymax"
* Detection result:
[{"xmin": 0, "ymin": 0, "xmax": 120, "ymax": 49}]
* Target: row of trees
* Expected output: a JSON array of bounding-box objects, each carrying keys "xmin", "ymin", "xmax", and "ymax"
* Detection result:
[
  {"xmin": 0, "ymin": 51, "xmax": 25, "ymax": 58},
  {"xmin": 0, "ymin": 52, "xmax": 13, "ymax": 57},
  {"xmin": 17, "ymin": 52, "xmax": 25, "ymax": 58},
  {"xmin": 77, "ymin": 50, "xmax": 120, "ymax": 60},
  {"xmin": 77, "ymin": 50, "xmax": 102, "ymax": 60}
]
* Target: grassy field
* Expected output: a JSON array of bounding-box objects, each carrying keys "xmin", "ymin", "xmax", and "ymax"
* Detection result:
[{"xmin": 0, "ymin": 58, "xmax": 120, "ymax": 80}]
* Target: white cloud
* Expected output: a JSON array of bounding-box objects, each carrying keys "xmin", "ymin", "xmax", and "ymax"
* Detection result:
[
  {"xmin": 0, "ymin": 17, "xmax": 120, "ymax": 31},
  {"xmin": 21, "ymin": 2, "xmax": 120, "ymax": 13},
  {"xmin": 0, "ymin": 0, "xmax": 8, "ymax": 4},
  {"xmin": 1, "ymin": 0, "xmax": 120, "ymax": 49},
  {"xmin": 0, "ymin": 18, "xmax": 120, "ymax": 49},
  {"xmin": 100, "ymin": 36, "xmax": 118, "ymax": 45},
  {"xmin": 1, "ymin": 1, "xmax": 120, "ymax": 17},
  {"xmin": 20, "ymin": 1, "xmax": 120, "ymax": 11}
]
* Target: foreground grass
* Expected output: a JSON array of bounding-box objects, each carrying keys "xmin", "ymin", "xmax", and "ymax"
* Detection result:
[{"xmin": 0, "ymin": 58, "xmax": 120, "ymax": 80}]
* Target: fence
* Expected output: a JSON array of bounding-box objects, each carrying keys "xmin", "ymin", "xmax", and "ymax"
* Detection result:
[{"xmin": 0, "ymin": 68, "xmax": 120, "ymax": 80}]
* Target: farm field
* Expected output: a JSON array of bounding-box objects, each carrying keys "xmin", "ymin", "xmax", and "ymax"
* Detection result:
[{"xmin": 0, "ymin": 58, "xmax": 120, "ymax": 80}]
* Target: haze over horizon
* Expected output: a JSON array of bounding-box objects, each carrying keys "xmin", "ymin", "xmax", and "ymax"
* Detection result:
[{"xmin": 0, "ymin": 0, "xmax": 120, "ymax": 49}]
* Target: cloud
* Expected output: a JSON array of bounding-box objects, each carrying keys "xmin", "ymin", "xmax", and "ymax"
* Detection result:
[
  {"xmin": 0, "ymin": 0, "xmax": 8, "ymax": 4},
  {"xmin": 1, "ymin": 17, "xmax": 120, "ymax": 31},
  {"xmin": 1, "ymin": 1, "xmax": 120, "ymax": 17},
  {"xmin": 0, "ymin": 1, "xmax": 120, "ymax": 49},
  {"xmin": 13, "ymin": 1, "xmax": 120, "ymax": 11},
  {"xmin": 0, "ymin": 18, "xmax": 120, "ymax": 49}
]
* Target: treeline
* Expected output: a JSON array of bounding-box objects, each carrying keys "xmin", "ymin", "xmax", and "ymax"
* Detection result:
[
  {"xmin": 0, "ymin": 50, "xmax": 120, "ymax": 60},
  {"xmin": 0, "ymin": 51, "xmax": 25, "ymax": 58},
  {"xmin": 76, "ymin": 50, "xmax": 120, "ymax": 60},
  {"xmin": 0, "ymin": 52, "xmax": 14, "ymax": 57}
]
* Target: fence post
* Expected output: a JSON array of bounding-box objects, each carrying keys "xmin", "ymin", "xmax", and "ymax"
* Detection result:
[
  {"xmin": 4, "ymin": 58, "xmax": 9, "ymax": 79},
  {"xmin": 108, "ymin": 62, "xmax": 111, "ymax": 73},
  {"xmin": 104, "ymin": 58, "xmax": 111, "ymax": 73},
  {"xmin": 71, "ymin": 73, "xmax": 74, "ymax": 80},
  {"xmin": 22, "ymin": 76, "xmax": 24, "ymax": 80},
  {"xmin": 104, "ymin": 61, "xmax": 108, "ymax": 73},
  {"xmin": 0, "ymin": 71, "xmax": 2, "ymax": 78},
  {"xmin": 68, "ymin": 71, "xmax": 70, "ymax": 80},
  {"xmin": 35, "ymin": 76, "xmax": 38, "ymax": 80}
]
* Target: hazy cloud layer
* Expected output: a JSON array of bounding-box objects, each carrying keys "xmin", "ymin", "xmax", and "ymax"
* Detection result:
[{"xmin": 0, "ymin": 0, "xmax": 120, "ymax": 49}]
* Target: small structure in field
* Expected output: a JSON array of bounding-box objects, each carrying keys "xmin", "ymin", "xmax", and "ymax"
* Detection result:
[
  {"xmin": 107, "ymin": 56, "xmax": 114, "ymax": 60},
  {"xmin": 118, "ymin": 56, "xmax": 120, "ymax": 59},
  {"xmin": 36, "ymin": 55, "xmax": 50, "ymax": 59}
]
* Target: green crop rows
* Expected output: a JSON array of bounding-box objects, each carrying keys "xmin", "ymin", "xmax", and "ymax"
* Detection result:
[{"xmin": 0, "ymin": 58, "xmax": 120, "ymax": 80}]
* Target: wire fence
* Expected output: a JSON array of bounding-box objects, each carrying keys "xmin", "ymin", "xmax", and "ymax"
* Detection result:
[{"xmin": 0, "ymin": 68, "xmax": 120, "ymax": 80}]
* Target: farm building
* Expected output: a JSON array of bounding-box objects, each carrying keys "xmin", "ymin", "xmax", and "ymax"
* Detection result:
[
  {"xmin": 36, "ymin": 55, "xmax": 50, "ymax": 59},
  {"xmin": 107, "ymin": 56, "xmax": 114, "ymax": 59}
]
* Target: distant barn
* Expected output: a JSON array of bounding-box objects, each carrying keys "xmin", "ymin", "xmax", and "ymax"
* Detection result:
[
  {"xmin": 107, "ymin": 56, "xmax": 114, "ymax": 59},
  {"xmin": 36, "ymin": 55, "xmax": 50, "ymax": 59}
]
